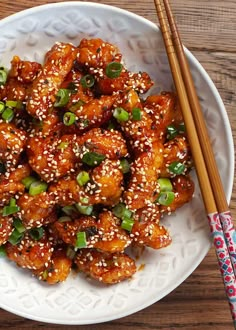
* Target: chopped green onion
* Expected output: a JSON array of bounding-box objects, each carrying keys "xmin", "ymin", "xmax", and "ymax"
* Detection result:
[
  {"xmin": 0, "ymin": 245, "xmax": 6, "ymax": 257},
  {"xmin": 2, "ymin": 107, "xmax": 14, "ymax": 122},
  {"xmin": 178, "ymin": 122, "xmax": 186, "ymax": 133},
  {"xmin": 75, "ymin": 231, "xmax": 87, "ymax": 249},
  {"xmin": 0, "ymin": 101, "xmax": 5, "ymax": 113},
  {"xmin": 0, "ymin": 161, "xmax": 6, "ymax": 174},
  {"xmin": 132, "ymin": 107, "xmax": 142, "ymax": 121},
  {"xmin": 58, "ymin": 216, "xmax": 72, "ymax": 223},
  {"xmin": 121, "ymin": 217, "xmax": 134, "ymax": 232},
  {"xmin": 67, "ymin": 82, "xmax": 78, "ymax": 94},
  {"xmin": 82, "ymin": 152, "xmax": 105, "ymax": 167},
  {"xmin": 0, "ymin": 69, "xmax": 7, "ymax": 85},
  {"xmin": 107, "ymin": 120, "xmax": 115, "ymax": 130},
  {"xmin": 80, "ymin": 197, "xmax": 89, "ymax": 204},
  {"xmin": 120, "ymin": 159, "xmax": 130, "ymax": 174},
  {"xmin": 157, "ymin": 178, "xmax": 173, "ymax": 192},
  {"xmin": 156, "ymin": 191, "xmax": 175, "ymax": 206},
  {"xmin": 54, "ymin": 88, "xmax": 70, "ymax": 107},
  {"xmin": 168, "ymin": 161, "xmax": 186, "ymax": 175},
  {"xmin": 21, "ymin": 176, "xmax": 38, "ymax": 189},
  {"xmin": 66, "ymin": 245, "xmax": 76, "ymax": 259},
  {"xmin": 105, "ymin": 62, "xmax": 123, "ymax": 78},
  {"xmin": 13, "ymin": 218, "xmax": 26, "ymax": 233},
  {"xmin": 29, "ymin": 181, "xmax": 48, "ymax": 196},
  {"xmin": 81, "ymin": 74, "xmax": 95, "ymax": 88},
  {"xmin": 63, "ymin": 112, "xmax": 76, "ymax": 126},
  {"xmin": 3, "ymin": 198, "xmax": 20, "ymax": 216},
  {"xmin": 57, "ymin": 141, "xmax": 69, "ymax": 150},
  {"xmin": 62, "ymin": 205, "xmax": 77, "ymax": 216},
  {"xmin": 113, "ymin": 107, "xmax": 129, "ymax": 122},
  {"xmin": 8, "ymin": 229, "xmax": 24, "ymax": 245},
  {"xmin": 75, "ymin": 204, "xmax": 93, "ymax": 215},
  {"xmin": 166, "ymin": 124, "xmax": 178, "ymax": 140},
  {"xmin": 76, "ymin": 171, "xmax": 90, "ymax": 186},
  {"xmin": 29, "ymin": 227, "xmax": 44, "ymax": 240},
  {"xmin": 113, "ymin": 203, "xmax": 132, "ymax": 219},
  {"xmin": 5, "ymin": 100, "xmax": 18, "ymax": 108},
  {"xmin": 69, "ymin": 100, "xmax": 85, "ymax": 112}
]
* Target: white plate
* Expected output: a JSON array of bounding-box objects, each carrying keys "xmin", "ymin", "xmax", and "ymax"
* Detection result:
[{"xmin": 0, "ymin": 2, "xmax": 234, "ymax": 325}]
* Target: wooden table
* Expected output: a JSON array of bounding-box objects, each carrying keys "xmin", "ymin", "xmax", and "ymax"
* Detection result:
[{"xmin": 0, "ymin": 0, "xmax": 235, "ymax": 329}]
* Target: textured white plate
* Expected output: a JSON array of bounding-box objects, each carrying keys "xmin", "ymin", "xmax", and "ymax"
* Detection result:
[{"xmin": 0, "ymin": 2, "xmax": 234, "ymax": 325}]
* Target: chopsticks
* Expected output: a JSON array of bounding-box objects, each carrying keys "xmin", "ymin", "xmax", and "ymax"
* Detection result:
[{"xmin": 153, "ymin": 0, "xmax": 236, "ymax": 326}]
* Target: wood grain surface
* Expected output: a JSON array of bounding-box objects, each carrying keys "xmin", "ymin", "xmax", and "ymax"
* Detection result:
[{"xmin": 0, "ymin": 0, "xmax": 235, "ymax": 329}]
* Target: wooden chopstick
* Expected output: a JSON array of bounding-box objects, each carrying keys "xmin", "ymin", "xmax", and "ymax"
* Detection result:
[
  {"xmin": 153, "ymin": 0, "xmax": 236, "ymax": 326},
  {"xmin": 162, "ymin": 0, "xmax": 236, "ymax": 275}
]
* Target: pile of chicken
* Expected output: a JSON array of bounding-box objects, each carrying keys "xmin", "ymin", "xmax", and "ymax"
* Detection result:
[{"xmin": 0, "ymin": 38, "xmax": 194, "ymax": 285}]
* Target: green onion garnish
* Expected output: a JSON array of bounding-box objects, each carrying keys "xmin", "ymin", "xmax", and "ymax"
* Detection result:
[
  {"xmin": 5, "ymin": 100, "xmax": 18, "ymax": 108},
  {"xmin": 113, "ymin": 203, "xmax": 132, "ymax": 219},
  {"xmin": 63, "ymin": 112, "xmax": 76, "ymax": 126},
  {"xmin": 29, "ymin": 227, "xmax": 44, "ymax": 240},
  {"xmin": 168, "ymin": 161, "xmax": 186, "ymax": 175},
  {"xmin": 69, "ymin": 100, "xmax": 85, "ymax": 112},
  {"xmin": 2, "ymin": 107, "xmax": 14, "ymax": 122},
  {"xmin": 0, "ymin": 162, "xmax": 6, "ymax": 174},
  {"xmin": 76, "ymin": 171, "xmax": 90, "ymax": 186},
  {"xmin": 75, "ymin": 204, "xmax": 93, "ymax": 215},
  {"xmin": 120, "ymin": 159, "xmax": 130, "ymax": 174},
  {"xmin": 13, "ymin": 218, "xmax": 26, "ymax": 233},
  {"xmin": 113, "ymin": 107, "xmax": 129, "ymax": 122},
  {"xmin": 132, "ymin": 107, "xmax": 142, "ymax": 121},
  {"xmin": 28, "ymin": 181, "xmax": 48, "ymax": 196},
  {"xmin": 62, "ymin": 205, "xmax": 77, "ymax": 216},
  {"xmin": 57, "ymin": 141, "xmax": 69, "ymax": 150},
  {"xmin": 0, "ymin": 245, "xmax": 6, "ymax": 257},
  {"xmin": 54, "ymin": 88, "xmax": 70, "ymax": 107},
  {"xmin": 21, "ymin": 176, "xmax": 38, "ymax": 189},
  {"xmin": 58, "ymin": 216, "xmax": 72, "ymax": 223},
  {"xmin": 82, "ymin": 152, "xmax": 105, "ymax": 167},
  {"xmin": 81, "ymin": 74, "xmax": 95, "ymax": 88},
  {"xmin": 178, "ymin": 122, "xmax": 186, "ymax": 133},
  {"xmin": 166, "ymin": 124, "xmax": 178, "ymax": 140},
  {"xmin": 157, "ymin": 178, "xmax": 173, "ymax": 192},
  {"xmin": 0, "ymin": 101, "xmax": 5, "ymax": 113},
  {"xmin": 156, "ymin": 191, "xmax": 175, "ymax": 206},
  {"xmin": 121, "ymin": 217, "xmax": 134, "ymax": 232},
  {"xmin": 75, "ymin": 231, "xmax": 87, "ymax": 249},
  {"xmin": 8, "ymin": 229, "xmax": 24, "ymax": 245},
  {"xmin": 0, "ymin": 69, "xmax": 7, "ymax": 85},
  {"xmin": 3, "ymin": 198, "xmax": 20, "ymax": 216},
  {"xmin": 66, "ymin": 245, "xmax": 76, "ymax": 259},
  {"xmin": 105, "ymin": 62, "xmax": 123, "ymax": 78}
]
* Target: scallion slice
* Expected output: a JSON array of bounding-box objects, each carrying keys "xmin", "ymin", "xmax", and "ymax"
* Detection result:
[
  {"xmin": 0, "ymin": 245, "xmax": 6, "ymax": 257},
  {"xmin": 62, "ymin": 205, "xmax": 77, "ymax": 216},
  {"xmin": 75, "ymin": 231, "xmax": 87, "ymax": 249},
  {"xmin": 113, "ymin": 203, "xmax": 132, "ymax": 219},
  {"xmin": 13, "ymin": 218, "xmax": 26, "ymax": 233},
  {"xmin": 63, "ymin": 112, "xmax": 76, "ymax": 126},
  {"xmin": 3, "ymin": 198, "xmax": 20, "ymax": 216},
  {"xmin": 75, "ymin": 204, "xmax": 93, "ymax": 215},
  {"xmin": 178, "ymin": 122, "xmax": 186, "ymax": 133},
  {"xmin": 8, "ymin": 229, "xmax": 24, "ymax": 245},
  {"xmin": 22, "ymin": 176, "xmax": 38, "ymax": 189},
  {"xmin": 2, "ymin": 107, "xmax": 14, "ymax": 122},
  {"xmin": 58, "ymin": 216, "xmax": 72, "ymax": 223},
  {"xmin": 57, "ymin": 141, "xmax": 69, "ymax": 150},
  {"xmin": 29, "ymin": 227, "xmax": 44, "ymax": 240},
  {"xmin": 5, "ymin": 100, "xmax": 18, "ymax": 108},
  {"xmin": 156, "ymin": 191, "xmax": 175, "ymax": 206},
  {"xmin": 76, "ymin": 171, "xmax": 90, "ymax": 186},
  {"xmin": 132, "ymin": 107, "xmax": 142, "ymax": 121},
  {"xmin": 166, "ymin": 124, "xmax": 178, "ymax": 140},
  {"xmin": 82, "ymin": 152, "xmax": 105, "ymax": 167},
  {"xmin": 81, "ymin": 74, "xmax": 95, "ymax": 88},
  {"xmin": 0, "ymin": 101, "xmax": 5, "ymax": 113},
  {"xmin": 29, "ymin": 181, "xmax": 48, "ymax": 196},
  {"xmin": 66, "ymin": 245, "xmax": 76, "ymax": 259},
  {"xmin": 168, "ymin": 161, "xmax": 186, "ymax": 175},
  {"xmin": 54, "ymin": 88, "xmax": 70, "ymax": 107},
  {"xmin": 0, "ymin": 69, "xmax": 7, "ymax": 85},
  {"xmin": 120, "ymin": 159, "xmax": 130, "ymax": 174},
  {"xmin": 121, "ymin": 217, "xmax": 134, "ymax": 232},
  {"xmin": 157, "ymin": 178, "xmax": 173, "ymax": 192},
  {"xmin": 113, "ymin": 107, "xmax": 129, "ymax": 122},
  {"xmin": 69, "ymin": 100, "xmax": 85, "ymax": 112},
  {"xmin": 105, "ymin": 62, "xmax": 123, "ymax": 78}
]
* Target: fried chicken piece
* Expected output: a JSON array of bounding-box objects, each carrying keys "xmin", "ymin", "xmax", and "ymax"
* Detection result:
[
  {"xmin": 75, "ymin": 249, "xmax": 136, "ymax": 284},
  {"xmin": 26, "ymin": 42, "xmax": 77, "ymax": 119},
  {"xmin": 8, "ymin": 55, "xmax": 42, "ymax": 83},
  {"xmin": 0, "ymin": 216, "xmax": 14, "ymax": 245}
]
